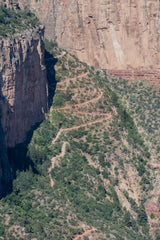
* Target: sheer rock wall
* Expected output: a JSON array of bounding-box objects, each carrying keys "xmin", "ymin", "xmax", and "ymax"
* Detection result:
[
  {"xmin": 0, "ymin": 26, "xmax": 48, "ymax": 147},
  {"xmin": 16, "ymin": 0, "xmax": 160, "ymax": 84}
]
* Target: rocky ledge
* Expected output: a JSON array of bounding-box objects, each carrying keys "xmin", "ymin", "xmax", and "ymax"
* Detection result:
[{"xmin": 107, "ymin": 69, "xmax": 160, "ymax": 85}]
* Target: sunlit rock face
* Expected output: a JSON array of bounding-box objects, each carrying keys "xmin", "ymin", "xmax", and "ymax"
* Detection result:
[
  {"xmin": 0, "ymin": 26, "xmax": 48, "ymax": 147},
  {"xmin": 16, "ymin": 0, "xmax": 160, "ymax": 83}
]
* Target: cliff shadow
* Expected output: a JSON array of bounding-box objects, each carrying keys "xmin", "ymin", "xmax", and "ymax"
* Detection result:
[
  {"xmin": 0, "ymin": 117, "xmax": 13, "ymax": 198},
  {"xmin": 44, "ymin": 49, "xmax": 58, "ymax": 108},
  {"xmin": 7, "ymin": 122, "xmax": 40, "ymax": 179},
  {"xmin": 7, "ymin": 46, "xmax": 58, "ymax": 182},
  {"xmin": 0, "ymin": 87, "xmax": 40, "ymax": 193},
  {"xmin": 0, "ymin": 75, "xmax": 12, "ymax": 198},
  {"xmin": 0, "ymin": 42, "xmax": 58, "ymax": 197}
]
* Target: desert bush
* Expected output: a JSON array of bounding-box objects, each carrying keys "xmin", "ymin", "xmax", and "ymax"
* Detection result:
[{"xmin": 0, "ymin": 6, "xmax": 39, "ymax": 38}]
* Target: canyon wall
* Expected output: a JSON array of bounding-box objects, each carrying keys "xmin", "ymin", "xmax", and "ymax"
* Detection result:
[
  {"xmin": 0, "ymin": 119, "xmax": 12, "ymax": 198},
  {"xmin": 0, "ymin": 26, "xmax": 48, "ymax": 147},
  {"xmin": 17, "ymin": 0, "xmax": 160, "ymax": 83},
  {"xmin": 0, "ymin": 3, "xmax": 48, "ymax": 196}
]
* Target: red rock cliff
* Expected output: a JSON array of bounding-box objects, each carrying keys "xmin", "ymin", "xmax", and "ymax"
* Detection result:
[
  {"xmin": 15, "ymin": 0, "xmax": 160, "ymax": 83},
  {"xmin": 0, "ymin": 26, "xmax": 48, "ymax": 147}
]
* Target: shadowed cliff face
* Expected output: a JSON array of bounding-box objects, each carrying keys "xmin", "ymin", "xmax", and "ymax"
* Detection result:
[
  {"xmin": 0, "ymin": 82, "xmax": 12, "ymax": 198},
  {"xmin": 16, "ymin": 0, "xmax": 160, "ymax": 83},
  {"xmin": 0, "ymin": 26, "xmax": 48, "ymax": 147},
  {"xmin": 0, "ymin": 25, "xmax": 48, "ymax": 196},
  {"xmin": 0, "ymin": 121, "xmax": 12, "ymax": 198}
]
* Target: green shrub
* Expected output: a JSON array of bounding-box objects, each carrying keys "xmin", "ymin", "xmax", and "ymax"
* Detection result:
[
  {"xmin": 0, "ymin": 6, "xmax": 39, "ymax": 38},
  {"xmin": 137, "ymin": 204, "xmax": 148, "ymax": 226},
  {"xmin": 150, "ymin": 213, "xmax": 155, "ymax": 219}
]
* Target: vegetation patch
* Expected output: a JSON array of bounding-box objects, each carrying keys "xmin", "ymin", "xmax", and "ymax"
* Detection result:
[
  {"xmin": 0, "ymin": 6, "xmax": 39, "ymax": 38},
  {"xmin": 0, "ymin": 40, "xmax": 158, "ymax": 239}
]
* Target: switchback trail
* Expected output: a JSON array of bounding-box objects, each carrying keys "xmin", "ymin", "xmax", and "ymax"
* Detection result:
[
  {"xmin": 61, "ymin": 109, "xmax": 111, "ymax": 116},
  {"xmin": 51, "ymin": 113, "xmax": 112, "ymax": 145},
  {"xmin": 54, "ymin": 90, "xmax": 103, "ymax": 111},
  {"xmin": 57, "ymin": 71, "xmax": 89, "ymax": 89},
  {"xmin": 49, "ymin": 70, "xmax": 112, "ymax": 188},
  {"xmin": 49, "ymin": 114, "xmax": 112, "ymax": 187},
  {"xmin": 56, "ymin": 87, "xmax": 96, "ymax": 94}
]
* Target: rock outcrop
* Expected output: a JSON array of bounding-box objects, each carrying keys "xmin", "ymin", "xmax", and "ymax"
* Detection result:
[
  {"xmin": 16, "ymin": 0, "xmax": 160, "ymax": 83},
  {"xmin": 0, "ymin": 26, "xmax": 48, "ymax": 147},
  {"xmin": 107, "ymin": 69, "xmax": 160, "ymax": 85}
]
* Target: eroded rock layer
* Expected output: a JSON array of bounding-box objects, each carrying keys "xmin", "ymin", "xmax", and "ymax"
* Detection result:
[
  {"xmin": 15, "ymin": 0, "xmax": 160, "ymax": 83},
  {"xmin": 107, "ymin": 69, "xmax": 160, "ymax": 85},
  {"xmin": 0, "ymin": 26, "xmax": 48, "ymax": 147}
]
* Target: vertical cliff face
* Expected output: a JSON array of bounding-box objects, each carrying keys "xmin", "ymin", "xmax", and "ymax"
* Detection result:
[
  {"xmin": 17, "ymin": 0, "xmax": 160, "ymax": 83},
  {"xmin": 0, "ymin": 26, "xmax": 48, "ymax": 147},
  {"xmin": 18, "ymin": 0, "xmax": 55, "ymax": 41},
  {"xmin": 0, "ymin": 3, "xmax": 48, "ymax": 196},
  {"xmin": 0, "ymin": 117, "xmax": 12, "ymax": 198}
]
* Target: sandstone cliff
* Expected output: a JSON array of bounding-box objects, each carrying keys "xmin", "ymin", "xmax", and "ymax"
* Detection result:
[
  {"xmin": 16, "ymin": 0, "xmax": 160, "ymax": 83},
  {"xmin": 0, "ymin": 26, "xmax": 48, "ymax": 147}
]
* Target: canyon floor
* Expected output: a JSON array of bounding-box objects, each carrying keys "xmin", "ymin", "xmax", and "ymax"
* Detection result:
[{"xmin": 0, "ymin": 41, "xmax": 159, "ymax": 240}]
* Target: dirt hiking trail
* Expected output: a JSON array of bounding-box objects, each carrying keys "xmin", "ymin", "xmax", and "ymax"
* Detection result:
[
  {"xmin": 49, "ymin": 71, "xmax": 113, "ymax": 188},
  {"xmin": 57, "ymin": 71, "xmax": 89, "ymax": 89},
  {"xmin": 53, "ymin": 90, "xmax": 103, "ymax": 111},
  {"xmin": 52, "ymin": 113, "xmax": 111, "ymax": 145},
  {"xmin": 48, "ymin": 142, "xmax": 68, "ymax": 187}
]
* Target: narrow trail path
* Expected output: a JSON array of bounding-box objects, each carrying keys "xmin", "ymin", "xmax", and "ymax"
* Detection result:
[
  {"xmin": 56, "ymin": 87, "xmax": 67, "ymax": 91},
  {"xmin": 57, "ymin": 71, "xmax": 89, "ymax": 88},
  {"xmin": 61, "ymin": 109, "xmax": 111, "ymax": 116},
  {"xmin": 49, "ymin": 113, "xmax": 112, "ymax": 187},
  {"xmin": 73, "ymin": 227, "xmax": 97, "ymax": 240},
  {"xmin": 51, "ymin": 113, "xmax": 112, "ymax": 145},
  {"xmin": 48, "ymin": 142, "xmax": 68, "ymax": 187},
  {"xmin": 49, "ymin": 71, "xmax": 113, "ymax": 188},
  {"xmin": 48, "ymin": 70, "xmax": 114, "ymax": 237},
  {"xmin": 54, "ymin": 90, "xmax": 103, "ymax": 111},
  {"xmin": 56, "ymin": 87, "xmax": 95, "ymax": 94}
]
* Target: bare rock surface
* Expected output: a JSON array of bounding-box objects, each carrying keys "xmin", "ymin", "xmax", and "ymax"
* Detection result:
[
  {"xmin": 0, "ymin": 26, "xmax": 48, "ymax": 147},
  {"xmin": 14, "ymin": 0, "xmax": 160, "ymax": 83}
]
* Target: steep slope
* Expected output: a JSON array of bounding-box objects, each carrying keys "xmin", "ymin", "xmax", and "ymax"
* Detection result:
[
  {"xmin": 0, "ymin": 7, "xmax": 48, "ymax": 147},
  {"xmin": 13, "ymin": 0, "xmax": 160, "ymax": 83},
  {"xmin": 105, "ymin": 72, "xmax": 160, "ymax": 238},
  {"xmin": 0, "ymin": 42, "xmax": 156, "ymax": 240},
  {"xmin": 0, "ymin": 6, "xmax": 48, "ymax": 197}
]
